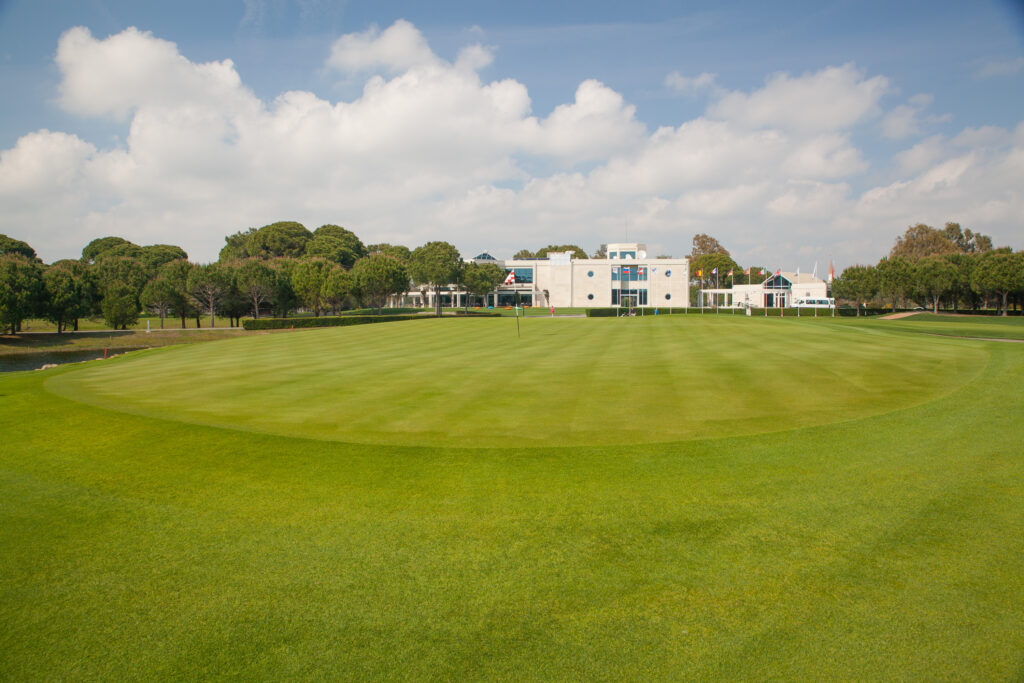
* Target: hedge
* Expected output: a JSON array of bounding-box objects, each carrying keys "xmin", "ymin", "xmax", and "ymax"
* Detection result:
[{"xmin": 242, "ymin": 314, "xmax": 426, "ymax": 330}]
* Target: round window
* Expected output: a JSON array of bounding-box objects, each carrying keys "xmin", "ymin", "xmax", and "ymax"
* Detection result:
[
  {"xmin": 587, "ymin": 293, "xmax": 594, "ymax": 300},
  {"xmin": 587, "ymin": 270, "xmax": 594, "ymax": 277},
  {"xmin": 665, "ymin": 269, "xmax": 672, "ymax": 277},
  {"xmin": 665, "ymin": 293, "xmax": 672, "ymax": 300}
]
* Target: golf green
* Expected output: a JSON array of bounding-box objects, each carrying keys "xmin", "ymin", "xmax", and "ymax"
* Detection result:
[
  {"xmin": 2, "ymin": 315, "xmax": 1022, "ymax": 680},
  {"xmin": 47, "ymin": 316, "xmax": 986, "ymax": 447}
]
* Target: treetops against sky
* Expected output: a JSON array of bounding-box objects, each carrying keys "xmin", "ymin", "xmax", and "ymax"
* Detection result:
[{"xmin": 0, "ymin": 0, "xmax": 1022, "ymax": 271}]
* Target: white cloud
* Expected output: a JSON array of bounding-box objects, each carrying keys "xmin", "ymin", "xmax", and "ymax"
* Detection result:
[
  {"xmin": 708, "ymin": 64, "xmax": 889, "ymax": 132},
  {"xmin": 880, "ymin": 93, "xmax": 952, "ymax": 140},
  {"xmin": 0, "ymin": 23, "xmax": 1020, "ymax": 271},
  {"xmin": 326, "ymin": 19, "xmax": 439, "ymax": 74}
]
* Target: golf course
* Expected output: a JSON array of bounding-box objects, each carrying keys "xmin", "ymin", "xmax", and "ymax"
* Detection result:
[{"xmin": 2, "ymin": 314, "xmax": 1023, "ymax": 679}]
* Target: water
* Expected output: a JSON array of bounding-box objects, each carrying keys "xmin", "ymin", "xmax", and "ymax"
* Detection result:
[{"xmin": 0, "ymin": 348, "xmax": 139, "ymax": 372}]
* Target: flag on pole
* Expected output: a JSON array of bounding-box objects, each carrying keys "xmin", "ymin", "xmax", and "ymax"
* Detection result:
[
  {"xmin": 727, "ymin": 269, "xmax": 734, "ymax": 277},
  {"xmin": 712, "ymin": 267, "xmax": 718, "ymax": 275},
  {"xmin": 696, "ymin": 269, "xmax": 702, "ymax": 277},
  {"xmin": 503, "ymin": 270, "xmax": 516, "ymax": 285},
  {"xmin": 828, "ymin": 260, "xmax": 835, "ymax": 283}
]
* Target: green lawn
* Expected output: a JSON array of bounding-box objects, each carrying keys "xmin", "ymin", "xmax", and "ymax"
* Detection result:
[
  {"xmin": 875, "ymin": 312, "xmax": 1024, "ymax": 340},
  {"xmin": 2, "ymin": 316, "xmax": 1022, "ymax": 679}
]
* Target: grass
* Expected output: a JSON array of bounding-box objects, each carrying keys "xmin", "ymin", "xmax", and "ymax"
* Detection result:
[{"xmin": 2, "ymin": 315, "xmax": 1023, "ymax": 679}]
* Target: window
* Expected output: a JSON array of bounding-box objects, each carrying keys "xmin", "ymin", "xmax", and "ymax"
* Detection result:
[
  {"xmin": 665, "ymin": 270, "xmax": 672, "ymax": 277},
  {"xmin": 587, "ymin": 293, "xmax": 594, "ymax": 300},
  {"xmin": 587, "ymin": 270, "xmax": 594, "ymax": 277},
  {"xmin": 665, "ymin": 293, "xmax": 671, "ymax": 300}
]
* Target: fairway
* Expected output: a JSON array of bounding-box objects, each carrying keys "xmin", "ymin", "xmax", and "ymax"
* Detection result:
[
  {"xmin": 48, "ymin": 316, "xmax": 985, "ymax": 447},
  {"xmin": 2, "ymin": 316, "xmax": 1023, "ymax": 680}
]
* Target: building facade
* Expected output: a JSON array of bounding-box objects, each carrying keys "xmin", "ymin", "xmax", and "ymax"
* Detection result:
[
  {"xmin": 700, "ymin": 272, "xmax": 832, "ymax": 309},
  {"xmin": 399, "ymin": 243, "xmax": 691, "ymax": 309}
]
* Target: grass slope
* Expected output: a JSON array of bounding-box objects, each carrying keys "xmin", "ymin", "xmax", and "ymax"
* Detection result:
[{"xmin": 2, "ymin": 317, "xmax": 1023, "ymax": 680}]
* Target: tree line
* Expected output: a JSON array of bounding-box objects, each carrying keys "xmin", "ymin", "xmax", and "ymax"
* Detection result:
[
  {"xmin": 0, "ymin": 223, "xmax": 510, "ymax": 335},
  {"xmin": 831, "ymin": 223, "xmax": 1024, "ymax": 316}
]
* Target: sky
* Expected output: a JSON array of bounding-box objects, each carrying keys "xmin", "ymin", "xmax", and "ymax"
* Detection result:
[{"xmin": 0, "ymin": 0, "xmax": 1022, "ymax": 270}]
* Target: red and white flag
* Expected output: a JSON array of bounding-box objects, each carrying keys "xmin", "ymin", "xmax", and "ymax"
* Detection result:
[{"xmin": 503, "ymin": 270, "xmax": 516, "ymax": 285}]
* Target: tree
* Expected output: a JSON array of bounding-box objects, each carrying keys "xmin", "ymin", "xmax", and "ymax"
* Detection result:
[
  {"xmin": 323, "ymin": 268, "xmax": 353, "ymax": 314},
  {"xmin": 102, "ymin": 283, "xmax": 140, "ymax": 330},
  {"xmin": 140, "ymin": 244, "xmax": 188, "ymax": 275},
  {"xmin": 409, "ymin": 241, "xmax": 462, "ymax": 317},
  {"xmin": 513, "ymin": 249, "xmax": 534, "ymax": 259},
  {"xmin": 875, "ymin": 256, "xmax": 913, "ymax": 309},
  {"xmin": 535, "ymin": 244, "xmax": 587, "ymax": 259},
  {"xmin": 291, "ymin": 258, "xmax": 336, "ymax": 317},
  {"xmin": 0, "ymin": 234, "xmax": 37, "ymax": 260},
  {"xmin": 592, "ymin": 244, "xmax": 607, "ymax": 259},
  {"xmin": 219, "ymin": 227, "xmax": 259, "ymax": 261},
  {"xmin": 461, "ymin": 262, "xmax": 505, "ymax": 310},
  {"xmin": 690, "ymin": 253, "xmax": 740, "ymax": 286},
  {"xmin": 690, "ymin": 233, "xmax": 730, "ymax": 259},
  {"xmin": 942, "ymin": 252, "xmax": 976, "ymax": 312},
  {"xmin": 235, "ymin": 259, "xmax": 277, "ymax": 319},
  {"xmin": 304, "ymin": 235, "xmax": 357, "ymax": 268},
  {"xmin": 914, "ymin": 256, "xmax": 957, "ymax": 314},
  {"xmin": 248, "ymin": 221, "xmax": 314, "ymax": 259},
  {"xmin": 890, "ymin": 224, "xmax": 957, "ymax": 262},
  {"xmin": 313, "ymin": 225, "xmax": 367, "ymax": 263},
  {"xmin": 216, "ymin": 262, "xmax": 250, "ymax": 327},
  {"xmin": 0, "ymin": 255, "xmax": 44, "ymax": 334},
  {"xmin": 367, "ymin": 243, "xmax": 411, "ymax": 262},
  {"xmin": 971, "ymin": 251, "xmax": 1023, "ymax": 316},
  {"xmin": 187, "ymin": 263, "xmax": 228, "ymax": 327},
  {"xmin": 82, "ymin": 236, "xmax": 136, "ymax": 264},
  {"xmin": 157, "ymin": 259, "xmax": 194, "ymax": 328},
  {"xmin": 140, "ymin": 276, "xmax": 178, "ymax": 329},
  {"xmin": 831, "ymin": 264, "xmax": 878, "ymax": 315},
  {"xmin": 352, "ymin": 254, "xmax": 409, "ymax": 314},
  {"xmin": 269, "ymin": 258, "xmax": 300, "ymax": 318},
  {"xmin": 943, "ymin": 222, "xmax": 993, "ymax": 254},
  {"xmin": 43, "ymin": 262, "xmax": 91, "ymax": 333}
]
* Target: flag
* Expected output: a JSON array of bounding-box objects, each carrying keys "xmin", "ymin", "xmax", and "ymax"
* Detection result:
[
  {"xmin": 775, "ymin": 269, "xmax": 781, "ymax": 275},
  {"xmin": 638, "ymin": 267, "xmax": 645, "ymax": 276},
  {"xmin": 697, "ymin": 269, "xmax": 702, "ymax": 277},
  {"xmin": 503, "ymin": 270, "xmax": 515, "ymax": 285},
  {"xmin": 652, "ymin": 267, "xmax": 658, "ymax": 275},
  {"xmin": 727, "ymin": 269, "xmax": 734, "ymax": 277},
  {"xmin": 828, "ymin": 260, "xmax": 835, "ymax": 283},
  {"xmin": 712, "ymin": 267, "xmax": 718, "ymax": 275},
  {"xmin": 744, "ymin": 267, "xmax": 751, "ymax": 275}
]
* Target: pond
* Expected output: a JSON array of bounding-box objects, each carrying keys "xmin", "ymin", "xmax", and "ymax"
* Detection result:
[{"xmin": 0, "ymin": 348, "xmax": 143, "ymax": 372}]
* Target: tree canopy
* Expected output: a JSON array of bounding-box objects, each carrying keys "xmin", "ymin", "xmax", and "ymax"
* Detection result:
[
  {"xmin": 690, "ymin": 234, "xmax": 730, "ymax": 259},
  {"xmin": 82, "ymin": 236, "xmax": 136, "ymax": 264},
  {"xmin": 352, "ymin": 253, "xmax": 409, "ymax": 314},
  {"xmin": 248, "ymin": 222, "xmax": 314, "ymax": 259},
  {"xmin": 409, "ymin": 241, "xmax": 461, "ymax": 317},
  {"xmin": 0, "ymin": 234, "xmax": 37, "ymax": 261}
]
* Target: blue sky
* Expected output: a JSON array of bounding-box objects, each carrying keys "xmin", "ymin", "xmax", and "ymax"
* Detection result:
[{"xmin": 1, "ymin": 0, "xmax": 1022, "ymax": 268}]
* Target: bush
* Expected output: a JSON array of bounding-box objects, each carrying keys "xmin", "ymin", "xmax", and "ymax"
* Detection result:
[{"xmin": 243, "ymin": 314, "xmax": 425, "ymax": 330}]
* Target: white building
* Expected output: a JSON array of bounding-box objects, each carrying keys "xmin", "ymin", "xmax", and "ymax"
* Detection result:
[
  {"xmin": 400, "ymin": 243, "xmax": 691, "ymax": 309},
  {"xmin": 700, "ymin": 272, "xmax": 832, "ymax": 309}
]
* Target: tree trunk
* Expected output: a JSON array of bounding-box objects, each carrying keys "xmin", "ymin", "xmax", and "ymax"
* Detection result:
[
  {"xmin": 160, "ymin": 312, "xmax": 165, "ymax": 329},
  {"xmin": 1002, "ymin": 291, "xmax": 1008, "ymax": 316},
  {"xmin": 74, "ymin": 318, "xmax": 79, "ymax": 331},
  {"xmin": 196, "ymin": 314, "xmax": 201, "ymax": 328},
  {"xmin": 210, "ymin": 304, "xmax": 215, "ymax": 328},
  {"xmin": 933, "ymin": 296, "xmax": 939, "ymax": 314}
]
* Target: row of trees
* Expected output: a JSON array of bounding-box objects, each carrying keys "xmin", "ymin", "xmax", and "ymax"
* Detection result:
[
  {"xmin": 0, "ymin": 224, "xmax": 514, "ymax": 334},
  {"xmin": 832, "ymin": 223, "xmax": 1023, "ymax": 315}
]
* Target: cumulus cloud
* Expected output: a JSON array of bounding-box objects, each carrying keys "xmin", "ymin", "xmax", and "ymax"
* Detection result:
[
  {"xmin": 326, "ymin": 19, "xmax": 439, "ymax": 73},
  {"xmin": 708, "ymin": 64, "xmax": 889, "ymax": 132},
  {"xmin": 0, "ymin": 22, "xmax": 1020, "ymax": 270}
]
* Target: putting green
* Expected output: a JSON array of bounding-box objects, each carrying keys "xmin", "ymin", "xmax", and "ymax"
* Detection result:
[{"xmin": 46, "ymin": 317, "xmax": 987, "ymax": 447}]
